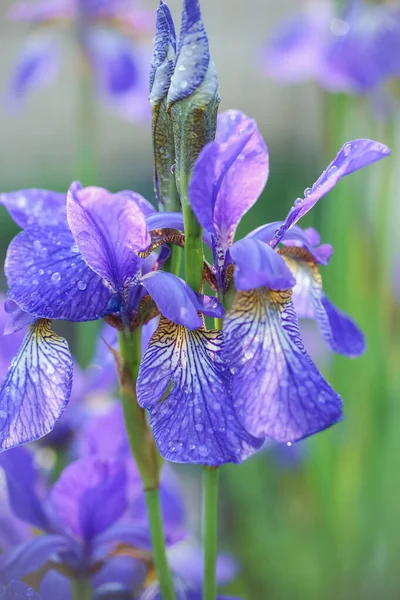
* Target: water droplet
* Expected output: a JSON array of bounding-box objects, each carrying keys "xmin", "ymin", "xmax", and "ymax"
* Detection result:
[
  {"xmin": 195, "ymin": 423, "xmax": 204, "ymax": 432},
  {"xmin": 0, "ymin": 411, "xmax": 7, "ymax": 419},
  {"xmin": 178, "ymin": 65, "xmax": 186, "ymax": 71},
  {"xmin": 30, "ymin": 291, "xmax": 39, "ymax": 301},
  {"xmin": 33, "ymin": 240, "xmax": 42, "ymax": 251},
  {"xmin": 77, "ymin": 280, "xmax": 87, "ymax": 291},
  {"xmin": 327, "ymin": 165, "xmax": 339, "ymax": 178},
  {"xmin": 229, "ymin": 367, "xmax": 237, "ymax": 375},
  {"xmin": 304, "ymin": 187, "xmax": 312, "ymax": 197},
  {"xmin": 343, "ymin": 142, "xmax": 352, "ymax": 157},
  {"xmin": 189, "ymin": 443, "xmax": 196, "ymax": 450},
  {"xmin": 180, "ymin": 80, "xmax": 188, "ymax": 90},
  {"xmin": 170, "ymin": 164, "xmax": 176, "ymax": 174},
  {"xmin": 39, "ymin": 269, "xmax": 44, "ymax": 275},
  {"xmin": 287, "ymin": 442, "xmax": 292, "ymax": 447},
  {"xmin": 51, "ymin": 272, "xmax": 61, "ymax": 285},
  {"xmin": 40, "ymin": 247, "xmax": 48, "ymax": 258},
  {"xmin": 198, "ymin": 444, "xmax": 209, "ymax": 457},
  {"xmin": 294, "ymin": 198, "xmax": 303, "ymax": 207},
  {"xmin": 32, "ymin": 279, "xmax": 39, "ymax": 286}
]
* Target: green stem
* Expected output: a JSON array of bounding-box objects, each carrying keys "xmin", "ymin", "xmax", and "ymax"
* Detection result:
[
  {"xmin": 181, "ymin": 175, "xmax": 204, "ymax": 292},
  {"xmin": 145, "ymin": 489, "xmax": 177, "ymax": 600},
  {"xmin": 118, "ymin": 328, "xmax": 176, "ymax": 600},
  {"xmin": 71, "ymin": 578, "xmax": 92, "ymax": 600},
  {"xmin": 203, "ymin": 466, "xmax": 220, "ymax": 600}
]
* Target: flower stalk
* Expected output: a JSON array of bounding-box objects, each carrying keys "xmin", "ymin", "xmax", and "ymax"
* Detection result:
[
  {"xmin": 71, "ymin": 577, "xmax": 92, "ymax": 600},
  {"xmin": 118, "ymin": 327, "xmax": 176, "ymax": 600},
  {"xmin": 202, "ymin": 466, "xmax": 220, "ymax": 600}
]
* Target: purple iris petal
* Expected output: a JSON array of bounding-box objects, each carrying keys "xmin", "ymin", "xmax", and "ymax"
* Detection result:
[
  {"xmin": 263, "ymin": 2, "xmax": 331, "ymax": 83},
  {"xmin": 79, "ymin": 404, "xmax": 130, "ymax": 459},
  {"xmin": 149, "ymin": 1, "xmax": 176, "ymax": 103},
  {"xmin": 168, "ymin": 0, "xmax": 210, "ymax": 105},
  {"xmin": 0, "ymin": 320, "xmax": 73, "ymax": 451},
  {"xmin": 5, "ymin": 225, "xmax": 112, "ymax": 321},
  {"xmin": 0, "ymin": 535, "xmax": 68, "ymax": 584},
  {"xmin": 137, "ymin": 318, "xmax": 264, "ymax": 466},
  {"xmin": 189, "ymin": 111, "xmax": 269, "ymax": 248},
  {"xmin": 88, "ymin": 28, "xmax": 137, "ymax": 95},
  {"xmin": 3, "ymin": 301, "xmax": 36, "ymax": 335},
  {"xmin": 169, "ymin": 543, "xmax": 238, "ymax": 586},
  {"xmin": 282, "ymin": 249, "xmax": 365, "ymax": 357},
  {"xmin": 6, "ymin": 0, "xmax": 72, "ymax": 22},
  {"xmin": 39, "ymin": 571, "xmax": 71, "ymax": 600},
  {"xmin": 92, "ymin": 556, "xmax": 146, "ymax": 600},
  {"xmin": 0, "ymin": 297, "xmax": 25, "ymax": 375},
  {"xmin": 0, "ymin": 189, "xmax": 66, "ymax": 229},
  {"xmin": 0, "ymin": 494, "xmax": 30, "ymax": 553},
  {"xmin": 0, "ymin": 447, "xmax": 49, "ymax": 531},
  {"xmin": 48, "ymin": 458, "xmax": 127, "ymax": 543},
  {"xmin": 140, "ymin": 271, "xmax": 223, "ymax": 329},
  {"xmin": 1, "ymin": 581, "xmax": 42, "ymax": 600},
  {"xmin": 230, "ymin": 238, "xmax": 296, "ymax": 291},
  {"xmin": 269, "ymin": 139, "xmax": 390, "ymax": 247},
  {"xmin": 6, "ymin": 34, "xmax": 60, "ymax": 107},
  {"xmin": 67, "ymin": 183, "xmax": 149, "ymax": 293},
  {"xmin": 146, "ymin": 212, "xmax": 184, "ymax": 232},
  {"xmin": 224, "ymin": 289, "xmax": 343, "ymax": 442}
]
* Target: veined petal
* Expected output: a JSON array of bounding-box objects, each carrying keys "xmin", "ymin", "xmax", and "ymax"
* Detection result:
[
  {"xmin": 149, "ymin": 1, "xmax": 176, "ymax": 103},
  {"xmin": 230, "ymin": 238, "xmax": 296, "ymax": 291},
  {"xmin": 1, "ymin": 581, "xmax": 42, "ymax": 600},
  {"xmin": 269, "ymin": 139, "xmax": 391, "ymax": 246},
  {"xmin": 0, "ymin": 189, "xmax": 66, "ymax": 229},
  {"xmin": 0, "ymin": 320, "xmax": 73, "ymax": 452},
  {"xmin": 0, "ymin": 446, "xmax": 49, "ymax": 531},
  {"xmin": 140, "ymin": 271, "xmax": 223, "ymax": 329},
  {"xmin": 3, "ymin": 301, "xmax": 36, "ymax": 335},
  {"xmin": 137, "ymin": 318, "xmax": 263, "ymax": 466},
  {"xmin": 6, "ymin": 34, "xmax": 60, "ymax": 107},
  {"xmin": 189, "ymin": 111, "xmax": 269, "ymax": 247},
  {"xmin": 167, "ymin": 0, "xmax": 210, "ymax": 105},
  {"xmin": 67, "ymin": 183, "xmax": 149, "ymax": 292},
  {"xmin": 280, "ymin": 247, "xmax": 365, "ymax": 357},
  {"xmin": 49, "ymin": 458, "xmax": 127, "ymax": 543},
  {"xmin": 5, "ymin": 225, "xmax": 112, "ymax": 321},
  {"xmin": 224, "ymin": 288, "xmax": 343, "ymax": 442}
]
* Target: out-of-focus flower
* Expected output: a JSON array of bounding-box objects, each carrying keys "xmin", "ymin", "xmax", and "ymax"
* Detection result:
[
  {"xmin": 0, "ymin": 185, "xmax": 223, "ymax": 451},
  {"xmin": 140, "ymin": 110, "xmax": 389, "ymax": 452},
  {"xmin": 5, "ymin": 0, "xmax": 153, "ymax": 121},
  {"xmin": 263, "ymin": 0, "xmax": 400, "ymax": 96}
]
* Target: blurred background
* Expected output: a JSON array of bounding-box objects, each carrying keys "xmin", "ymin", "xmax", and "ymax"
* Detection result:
[{"xmin": 1, "ymin": 0, "xmax": 400, "ymax": 598}]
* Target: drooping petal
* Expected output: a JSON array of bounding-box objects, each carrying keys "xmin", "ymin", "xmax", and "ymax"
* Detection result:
[
  {"xmin": 0, "ymin": 298, "xmax": 25, "ymax": 377},
  {"xmin": 223, "ymin": 288, "xmax": 343, "ymax": 442},
  {"xmin": 0, "ymin": 535, "xmax": 68, "ymax": 584},
  {"xmin": 92, "ymin": 556, "xmax": 146, "ymax": 600},
  {"xmin": 280, "ymin": 247, "xmax": 365, "ymax": 357},
  {"xmin": 67, "ymin": 183, "xmax": 149, "ymax": 293},
  {"xmin": 1, "ymin": 581, "xmax": 42, "ymax": 600},
  {"xmin": 269, "ymin": 139, "xmax": 390, "ymax": 246},
  {"xmin": 140, "ymin": 271, "xmax": 223, "ymax": 329},
  {"xmin": 5, "ymin": 224, "xmax": 112, "ymax": 321},
  {"xmin": 230, "ymin": 238, "xmax": 296, "ymax": 291},
  {"xmin": 39, "ymin": 571, "xmax": 71, "ymax": 600},
  {"xmin": 0, "ymin": 189, "xmax": 66, "ymax": 229},
  {"xmin": 48, "ymin": 458, "xmax": 127, "ymax": 543},
  {"xmin": 137, "ymin": 318, "xmax": 263, "ymax": 466},
  {"xmin": 0, "ymin": 447, "xmax": 49, "ymax": 531},
  {"xmin": 189, "ymin": 111, "xmax": 269, "ymax": 248},
  {"xmin": 3, "ymin": 300, "xmax": 36, "ymax": 335},
  {"xmin": 6, "ymin": 34, "xmax": 61, "ymax": 108},
  {"xmin": 0, "ymin": 320, "xmax": 73, "ymax": 452}
]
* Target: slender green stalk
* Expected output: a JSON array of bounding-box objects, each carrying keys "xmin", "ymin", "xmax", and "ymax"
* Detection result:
[
  {"xmin": 145, "ymin": 488, "xmax": 177, "ymax": 600},
  {"xmin": 202, "ymin": 466, "xmax": 220, "ymax": 600},
  {"xmin": 181, "ymin": 172, "xmax": 204, "ymax": 292},
  {"xmin": 118, "ymin": 328, "xmax": 176, "ymax": 600},
  {"xmin": 71, "ymin": 578, "xmax": 92, "ymax": 600}
]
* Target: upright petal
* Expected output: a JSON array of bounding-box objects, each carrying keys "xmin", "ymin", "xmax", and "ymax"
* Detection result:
[
  {"xmin": 224, "ymin": 288, "xmax": 343, "ymax": 442},
  {"xmin": 5, "ymin": 224, "xmax": 112, "ymax": 321},
  {"xmin": 149, "ymin": 1, "xmax": 176, "ymax": 104},
  {"xmin": 280, "ymin": 247, "xmax": 365, "ymax": 357},
  {"xmin": 137, "ymin": 318, "xmax": 263, "ymax": 466},
  {"xmin": 189, "ymin": 111, "xmax": 269, "ymax": 248},
  {"xmin": 0, "ymin": 320, "xmax": 73, "ymax": 452},
  {"xmin": 269, "ymin": 139, "xmax": 390, "ymax": 247},
  {"xmin": 6, "ymin": 34, "xmax": 60, "ymax": 108},
  {"xmin": 230, "ymin": 238, "xmax": 295, "ymax": 291},
  {"xmin": 0, "ymin": 189, "xmax": 66, "ymax": 229},
  {"xmin": 67, "ymin": 183, "xmax": 149, "ymax": 293},
  {"xmin": 0, "ymin": 447, "xmax": 50, "ymax": 531},
  {"xmin": 140, "ymin": 271, "xmax": 223, "ymax": 329},
  {"xmin": 48, "ymin": 458, "xmax": 127, "ymax": 543}
]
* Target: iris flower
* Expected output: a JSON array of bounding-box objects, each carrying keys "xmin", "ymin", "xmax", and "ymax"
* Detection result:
[
  {"xmin": 138, "ymin": 109, "xmax": 389, "ymax": 453},
  {"xmin": 5, "ymin": 0, "xmax": 153, "ymax": 120},
  {"xmin": 0, "ymin": 184, "xmax": 222, "ymax": 451},
  {"xmin": 263, "ymin": 0, "xmax": 400, "ymax": 96}
]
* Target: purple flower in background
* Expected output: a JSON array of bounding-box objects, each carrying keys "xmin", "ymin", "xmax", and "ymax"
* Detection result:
[
  {"xmin": 263, "ymin": 0, "xmax": 400, "ymax": 96},
  {"xmin": 144, "ymin": 110, "xmax": 389, "ymax": 445},
  {"xmin": 5, "ymin": 0, "xmax": 153, "ymax": 121},
  {"xmin": 0, "ymin": 184, "xmax": 222, "ymax": 451}
]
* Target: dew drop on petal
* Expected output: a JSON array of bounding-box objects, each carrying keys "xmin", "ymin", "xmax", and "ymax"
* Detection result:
[
  {"xmin": 198, "ymin": 444, "xmax": 209, "ymax": 457},
  {"xmin": 33, "ymin": 240, "xmax": 42, "ymax": 251},
  {"xmin": 195, "ymin": 423, "xmax": 204, "ymax": 432},
  {"xmin": 77, "ymin": 280, "xmax": 87, "ymax": 291},
  {"xmin": 51, "ymin": 272, "xmax": 61, "ymax": 285},
  {"xmin": 170, "ymin": 164, "xmax": 176, "ymax": 174},
  {"xmin": 180, "ymin": 80, "xmax": 188, "ymax": 89}
]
